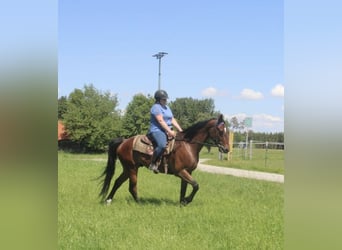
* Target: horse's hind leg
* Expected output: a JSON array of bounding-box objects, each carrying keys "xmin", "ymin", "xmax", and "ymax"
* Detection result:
[
  {"xmin": 128, "ymin": 168, "xmax": 139, "ymax": 202},
  {"xmin": 178, "ymin": 170, "xmax": 199, "ymax": 206},
  {"xmin": 106, "ymin": 170, "xmax": 129, "ymax": 203}
]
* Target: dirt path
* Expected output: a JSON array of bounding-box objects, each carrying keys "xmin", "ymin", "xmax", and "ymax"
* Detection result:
[{"xmin": 197, "ymin": 159, "xmax": 284, "ymax": 183}]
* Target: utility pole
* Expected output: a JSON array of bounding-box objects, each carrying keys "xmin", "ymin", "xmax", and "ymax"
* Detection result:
[{"xmin": 152, "ymin": 52, "xmax": 168, "ymax": 90}]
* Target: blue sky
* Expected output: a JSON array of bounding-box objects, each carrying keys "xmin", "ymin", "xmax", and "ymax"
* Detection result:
[{"xmin": 59, "ymin": 0, "xmax": 284, "ymax": 132}]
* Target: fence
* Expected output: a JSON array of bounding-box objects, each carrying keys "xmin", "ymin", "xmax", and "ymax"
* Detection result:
[{"xmin": 218, "ymin": 140, "xmax": 285, "ymax": 168}]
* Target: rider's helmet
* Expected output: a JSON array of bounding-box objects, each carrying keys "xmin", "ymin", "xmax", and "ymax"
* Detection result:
[{"xmin": 154, "ymin": 89, "xmax": 169, "ymax": 101}]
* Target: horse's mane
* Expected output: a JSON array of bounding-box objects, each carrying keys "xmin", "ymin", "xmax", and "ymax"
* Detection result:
[{"xmin": 182, "ymin": 118, "xmax": 216, "ymax": 141}]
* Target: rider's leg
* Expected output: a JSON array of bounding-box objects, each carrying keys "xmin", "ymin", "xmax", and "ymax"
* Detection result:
[{"xmin": 149, "ymin": 131, "xmax": 167, "ymax": 173}]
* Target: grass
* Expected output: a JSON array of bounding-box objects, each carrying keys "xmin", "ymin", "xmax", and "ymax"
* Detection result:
[
  {"xmin": 58, "ymin": 152, "xmax": 283, "ymax": 249},
  {"xmin": 200, "ymin": 147, "xmax": 284, "ymax": 174}
]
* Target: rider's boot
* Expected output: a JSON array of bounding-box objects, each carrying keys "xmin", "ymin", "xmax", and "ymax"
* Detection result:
[
  {"xmin": 149, "ymin": 152, "xmax": 159, "ymax": 174},
  {"xmin": 149, "ymin": 162, "xmax": 159, "ymax": 174}
]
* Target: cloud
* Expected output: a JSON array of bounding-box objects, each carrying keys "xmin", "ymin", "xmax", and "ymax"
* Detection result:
[
  {"xmin": 252, "ymin": 113, "xmax": 283, "ymax": 132},
  {"xmin": 226, "ymin": 113, "xmax": 283, "ymax": 132},
  {"xmin": 239, "ymin": 88, "xmax": 264, "ymax": 100},
  {"xmin": 202, "ymin": 87, "xmax": 218, "ymax": 97},
  {"xmin": 226, "ymin": 113, "xmax": 247, "ymax": 121},
  {"xmin": 271, "ymin": 84, "xmax": 284, "ymax": 97},
  {"xmin": 201, "ymin": 87, "xmax": 228, "ymax": 97},
  {"xmin": 254, "ymin": 113, "xmax": 282, "ymax": 123}
]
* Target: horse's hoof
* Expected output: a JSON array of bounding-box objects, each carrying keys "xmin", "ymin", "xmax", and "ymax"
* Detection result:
[
  {"xmin": 105, "ymin": 199, "xmax": 112, "ymax": 205},
  {"xmin": 180, "ymin": 200, "xmax": 188, "ymax": 206}
]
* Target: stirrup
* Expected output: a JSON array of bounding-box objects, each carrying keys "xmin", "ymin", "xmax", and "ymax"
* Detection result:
[{"xmin": 149, "ymin": 164, "xmax": 159, "ymax": 174}]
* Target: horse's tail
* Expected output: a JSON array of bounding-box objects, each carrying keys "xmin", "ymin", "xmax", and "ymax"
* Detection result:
[{"xmin": 99, "ymin": 137, "xmax": 124, "ymax": 199}]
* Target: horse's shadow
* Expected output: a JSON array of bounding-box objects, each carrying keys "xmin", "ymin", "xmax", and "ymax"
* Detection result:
[{"xmin": 130, "ymin": 197, "xmax": 179, "ymax": 206}]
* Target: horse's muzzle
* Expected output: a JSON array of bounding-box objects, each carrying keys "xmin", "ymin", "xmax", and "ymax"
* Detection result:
[{"xmin": 218, "ymin": 144, "xmax": 229, "ymax": 153}]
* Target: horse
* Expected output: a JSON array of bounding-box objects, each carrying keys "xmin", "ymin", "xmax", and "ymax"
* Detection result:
[{"xmin": 99, "ymin": 114, "xmax": 230, "ymax": 206}]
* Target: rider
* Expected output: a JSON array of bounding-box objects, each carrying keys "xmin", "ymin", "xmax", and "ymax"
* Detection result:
[{"xmin": 148, "ymin": 89, "xmax": 183, "ymax": 173}]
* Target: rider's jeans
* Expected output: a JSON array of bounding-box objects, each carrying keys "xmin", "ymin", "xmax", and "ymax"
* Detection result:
[{"xmin": 149, "ymin": 130, "xmax": 167, "ymax": 162}]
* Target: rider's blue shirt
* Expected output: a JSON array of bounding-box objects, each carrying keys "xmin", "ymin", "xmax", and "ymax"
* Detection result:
[{"xmin": 149, "ymin": 103, "xmax": 173, "ymax": 133}]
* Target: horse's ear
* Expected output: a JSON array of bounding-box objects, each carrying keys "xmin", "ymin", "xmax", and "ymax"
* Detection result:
[{"xmin": 217, "ymin": 114, "xmax": 224, "ymax": 124}]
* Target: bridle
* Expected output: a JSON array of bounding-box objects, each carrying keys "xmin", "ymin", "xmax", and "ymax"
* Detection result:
[{"xmin": 209, "ymin": 122, "xmax": 228, "ymax": 151}]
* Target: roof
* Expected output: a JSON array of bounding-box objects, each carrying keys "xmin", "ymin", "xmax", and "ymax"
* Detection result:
[{"xmin": 58, "ymin": 120, "xmax": 69, "ymax": 140}]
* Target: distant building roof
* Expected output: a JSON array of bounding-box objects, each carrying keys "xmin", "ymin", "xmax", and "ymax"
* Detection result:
[{"xmin": 58, "ymin": 120, "xmax": 69, "ymax": 140}]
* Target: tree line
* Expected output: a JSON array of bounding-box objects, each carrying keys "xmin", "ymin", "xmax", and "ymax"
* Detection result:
[{"xmin": 58, "ymin": 84, "xmax": 284, "ymax": 152}]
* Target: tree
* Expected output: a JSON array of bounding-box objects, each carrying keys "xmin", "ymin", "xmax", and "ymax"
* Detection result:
[
  {"xmin": 230, "ymin": 116, "xmax": 245, "ymax": 132},
  {"xmin": 121, "ymin": 94, "xmax": 154, "ymax": 137},
  {"xmin": 63, "ymin": 84, "xmax": 121, "ymax": 152},
  {"xmin": 233, "ymin": 131, "xmax": 284, "ymax": 149},
  {"xmin": 169, "ymin": 97, "xmax": 218, "ymax": 129},
  {"xmin": 58, "ymin": 96, "xmax": 68, "ymax": 120}
]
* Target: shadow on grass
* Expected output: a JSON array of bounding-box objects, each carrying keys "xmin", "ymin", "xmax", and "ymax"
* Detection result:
[
  {"xmin": 132, "ymin": 197, "xmax": 180, "ymax": 206},
  {"xmin": 101, "ymin": 196, "xmax": 202, "ymax": 207}
]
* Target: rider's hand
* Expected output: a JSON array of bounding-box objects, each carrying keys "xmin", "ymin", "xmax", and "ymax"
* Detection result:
[{"xmin": 168, "ymin": 130, "xmax": 176, "ymax": 138}]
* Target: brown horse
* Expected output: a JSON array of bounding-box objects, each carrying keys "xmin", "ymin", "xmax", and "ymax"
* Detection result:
[{"xmin": 99, "ymin": 114, "xmax": 230, "ymax": 206}]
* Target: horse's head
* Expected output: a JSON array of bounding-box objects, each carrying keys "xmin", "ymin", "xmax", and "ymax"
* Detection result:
[{"xmin": 209, "ymin": 114, "xmax": 230, "ymax": 153}]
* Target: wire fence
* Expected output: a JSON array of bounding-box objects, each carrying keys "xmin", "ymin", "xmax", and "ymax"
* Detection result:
[
  {"xmin": 231, "ymin": 141, "xmax": 284, "ymax": 158},
  {"xmin": 218, "ymin": 141, "xmax": 285, "ymax": 169}
]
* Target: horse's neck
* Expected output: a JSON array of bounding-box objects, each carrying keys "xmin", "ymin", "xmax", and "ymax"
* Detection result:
[
  {"xmin": 190, "ymin": 128, "xmax": 210, "ymax": 153},
  {"xmin": 193, "ymin": 130, "xmax": 208, "ymax": 143}
]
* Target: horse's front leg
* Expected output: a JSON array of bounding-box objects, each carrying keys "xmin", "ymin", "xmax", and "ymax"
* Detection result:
[
  {"xmin": 178, "ymin": 169, "xmax": 199, "ymax": 206},
  {"xmin": 180, "ymin": 179, "xmax": 188, "ymax": 203}
]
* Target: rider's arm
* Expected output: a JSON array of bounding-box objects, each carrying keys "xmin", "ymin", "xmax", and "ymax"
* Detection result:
[
  {"xmin": 155, "ymin": 114, "xmax": 173, "ymax": 134},
  {"xmin": 171, "ymin": 118, "xmax": 183, "ymax": 132}
]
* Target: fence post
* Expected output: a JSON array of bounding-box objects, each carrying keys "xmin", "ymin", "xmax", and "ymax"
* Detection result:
[
  {"xmin": 228, "ymin": 131, "xmax": 234, "ymax": 161},
  {"xmin": 249, "ymin": 140, "xmax": 253, "ymax": 159},
  {"xmin": 218, "ymin": 151, "xmax": 223, "ymax": 160},
  {"xmin": 264, "ymin": 141, "xmax": 269, "ymax": 167},
  {"xmin": 244, "ymin": 130, "xmax": 248, "ymax": 160}
]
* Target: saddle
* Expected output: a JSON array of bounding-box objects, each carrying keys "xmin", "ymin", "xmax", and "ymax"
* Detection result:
[{"xmin": 132, "ymin": 134, "xmax": 176, "ymax": 156}]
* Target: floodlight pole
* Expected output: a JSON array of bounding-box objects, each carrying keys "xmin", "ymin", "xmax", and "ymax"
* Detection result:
[{"xmin": 152, "ymin": 52, "xmax": 168, "ymax": 90}]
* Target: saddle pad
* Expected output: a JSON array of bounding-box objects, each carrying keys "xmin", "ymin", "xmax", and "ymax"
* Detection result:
[
  {"xmin": 132, "ymin": 134, "xmax": 176, "ymax": 155},
  {"xmin": 132, "ymin": 135, "xmax": 153, "ymax": 155}
]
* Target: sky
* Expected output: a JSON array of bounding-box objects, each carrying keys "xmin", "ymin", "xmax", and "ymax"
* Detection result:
[
  {"xmin": 3, "ymin": 1, "xmax": 342, "ymax": 247},
  {"xmin": 58, "ymin": 0, "xmax": 284, "ymax": 133}
]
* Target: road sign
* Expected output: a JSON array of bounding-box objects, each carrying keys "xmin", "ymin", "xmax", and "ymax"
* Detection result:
[{"xmin": 244, "ymin": 117, "xmax": 253, "ymax": 128}]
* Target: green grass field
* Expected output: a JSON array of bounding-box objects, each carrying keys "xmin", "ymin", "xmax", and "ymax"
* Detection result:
[{"xmin": 58, "ymin": 152, "xmax": 283, "ymax": 249}]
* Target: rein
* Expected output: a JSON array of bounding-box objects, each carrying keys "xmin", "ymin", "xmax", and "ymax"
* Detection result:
[
  {"xmin": 191, "ymin": 140, "xmax": 220, "ymax": 148},
  {"xmin": 175, "ymin": 138, "xmax": 219, "ymax": 148}
]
